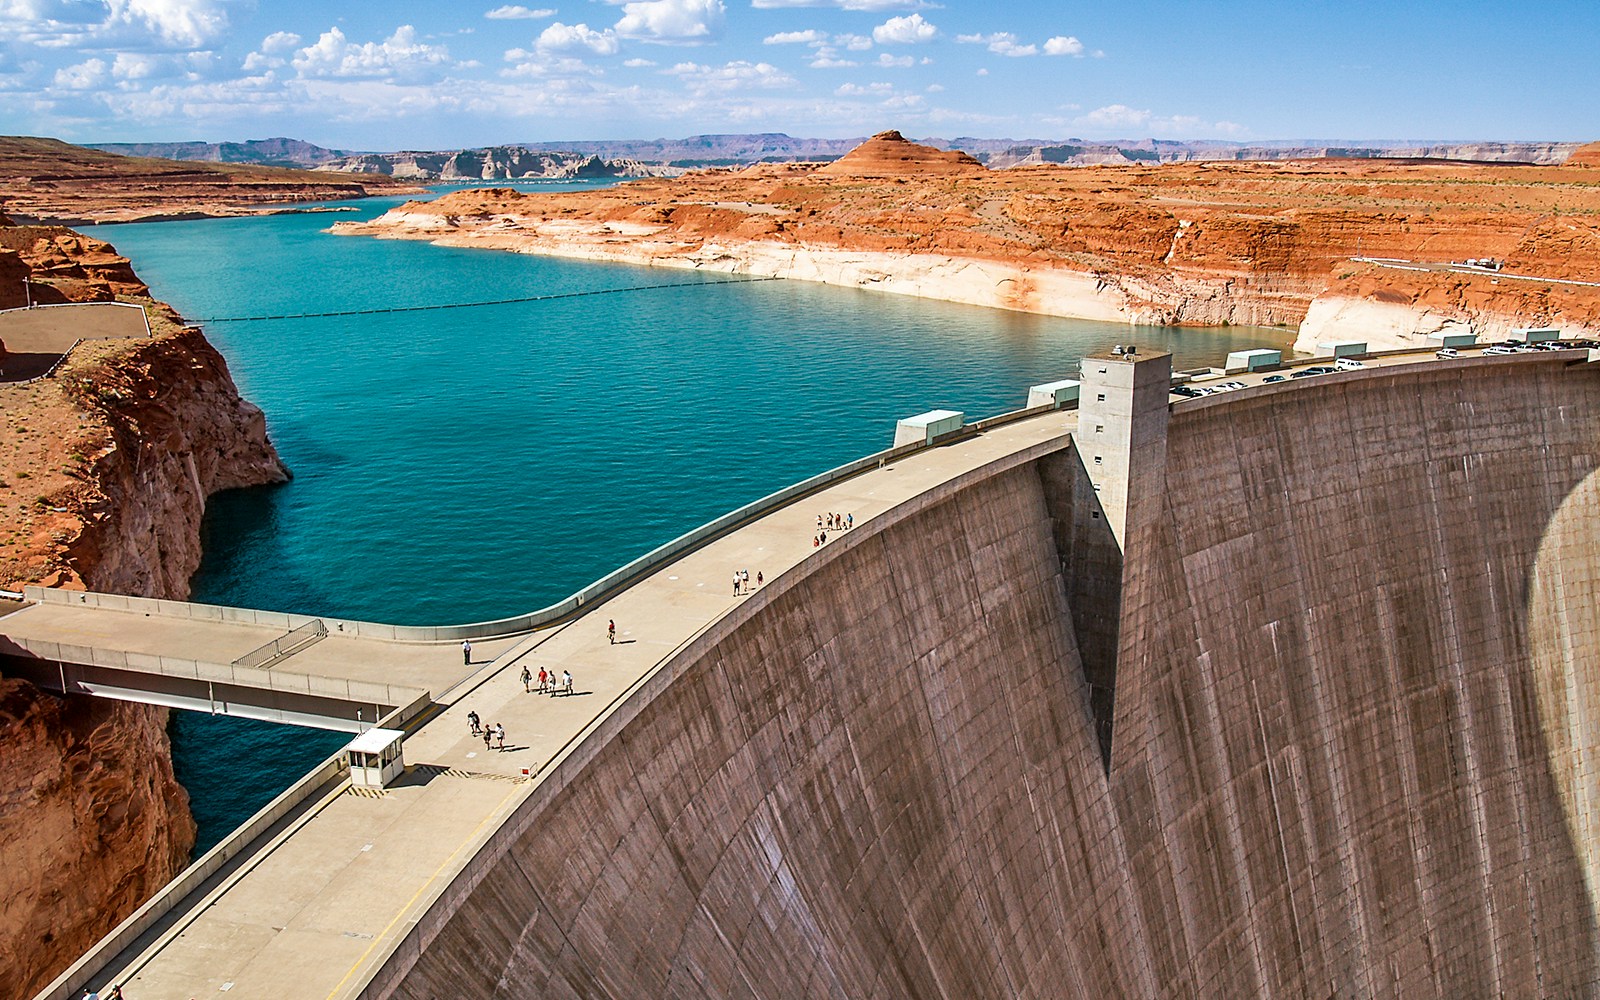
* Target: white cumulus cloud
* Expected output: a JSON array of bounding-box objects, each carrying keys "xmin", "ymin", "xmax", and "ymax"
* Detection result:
[
  {"xmin": 809, "ymin": 50, "xmax": 857, "ymax": 68},
  {"xmin": 1043, "ymin": 35, "xmax": 1084, "ymax": 56},
  {"xmin": 956, "ymin": 32, "xmax": 1036, "ymax": 57},
  {"xmin": 614, "ymin": 0, "xmax": 724, "ymax": 44},
  {"xmin": 54, "ymin": 57, "xmax": 108, "ymax": 88},
  {"xmin": 261, "ymin": 30, "xmax": 301, "ymax": 54},
  {"xmin": 835, "ymin": 80, "xmax": 891, "ymax": 96},
  {"xmin": 667, "ymin": 59, "xmax": 793, "ymax": 95},
  {"xmin": 537, "ymin": 22, "xmax": 620, "ymax": 55},
  {"xmin": 872, "ymin": 13, "xmax": 936, "ymax": 45},
  {"xmin": 292, "ymin": 26, "xmax": 451, "ymax": 79},
  {"xmin": 875, "ymin": 53, "xmax": 911, "ymax": 67},
  {"xmin": 110, "ymin": 0, "xmax": 232, "ymax": 48},
  {"xmin": 4, "ymin": 0, "xmax": 232, "ymax": 50},
  {"xmin": 763, "ymin": 29, "xmax": 826, "ymax": 44},
  {"xmin": 486, "ymin": 5, "xmax": 556, "ymax": 18}
]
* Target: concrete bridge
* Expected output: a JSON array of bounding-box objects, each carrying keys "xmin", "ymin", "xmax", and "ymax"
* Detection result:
[{"xmin": 10, "ymin": 338, "xmax": 1600, "ymax": 999}]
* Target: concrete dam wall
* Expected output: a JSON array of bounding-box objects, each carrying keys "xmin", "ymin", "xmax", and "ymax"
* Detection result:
[{"xmin": 367, "ymin": 355, "xmax": 1600, "ymax": 998}]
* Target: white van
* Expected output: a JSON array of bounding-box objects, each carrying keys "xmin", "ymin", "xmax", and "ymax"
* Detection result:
[{"xmin": 1335, "ymin": 357, "xmax": 1366, "ymax": 371}]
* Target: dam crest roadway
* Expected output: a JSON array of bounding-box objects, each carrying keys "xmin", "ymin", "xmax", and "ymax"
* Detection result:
[{"xmin": 6, "ymin": 338, "xmax": 1600, "ymax": 999}]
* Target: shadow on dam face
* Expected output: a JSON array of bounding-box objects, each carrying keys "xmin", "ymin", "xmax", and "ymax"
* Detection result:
[{"xmin": 366, "ymin": 358, "xmax": 1600, "ymax": 999}]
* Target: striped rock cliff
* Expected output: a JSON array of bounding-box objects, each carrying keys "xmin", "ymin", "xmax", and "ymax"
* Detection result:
[
  {"xmin": 0, "ymin": 222, "xmax": 288, "ymax": 997},
  {"xmin": 337, "ymin": 131, "xmax": 1600, "ymax": 347}
]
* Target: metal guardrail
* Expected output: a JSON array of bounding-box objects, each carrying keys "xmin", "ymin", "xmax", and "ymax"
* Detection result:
[
  {"xmin": 232, "ymin": 618, "xmax": 328, "ymax": 669},
  {"xmin": 34, "ymin": 751, "xmax": 352, "ymax": 1000},
  {"xmin": 6, "ymin": 634, "xmax": 422, "ymax": 714},
  {"xmin": 18, "ymin": 384, "xmax": 1086, "ymax": 643},
  {"xmin": 22, "ymin": 421, "xmax": 1040, "ymax": 641}
]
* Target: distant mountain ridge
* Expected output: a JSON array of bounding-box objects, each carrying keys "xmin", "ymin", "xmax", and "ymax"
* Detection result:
[
  {"xmin": 317, "ymin": 147, "xmax": 678, "ymax": 181},
  {"xmin": 89, "ymin": 137, "xmax": 350, "ymax": 168},
  {"xmin": 89, "ymin": 133, "xmax": 1587, "ymax": 172}
]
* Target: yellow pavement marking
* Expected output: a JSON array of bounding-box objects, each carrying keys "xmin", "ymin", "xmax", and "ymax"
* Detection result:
[{"xmin": 323, "ymin": 781, "xmax": 525, "ymax": 1000}]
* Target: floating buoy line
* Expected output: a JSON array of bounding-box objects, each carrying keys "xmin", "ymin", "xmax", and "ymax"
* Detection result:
[{"xmin": 194, "ymin": 275, "xmax": 779, "ymax": 323}]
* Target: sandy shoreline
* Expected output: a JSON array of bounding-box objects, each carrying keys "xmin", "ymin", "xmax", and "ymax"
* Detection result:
[
  {"xmin": 332, "ymin": 211, "xmax": 1295, "ymax": 330},
  {"xmin": 336, "ymin": 201, "xmax": 1600, "ymax": 353}
]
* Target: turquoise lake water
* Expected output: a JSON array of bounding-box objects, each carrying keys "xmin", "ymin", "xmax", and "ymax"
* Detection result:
[{"xmin": 101, "ymin": 183, "xmax": 1292, "ymax": 851}]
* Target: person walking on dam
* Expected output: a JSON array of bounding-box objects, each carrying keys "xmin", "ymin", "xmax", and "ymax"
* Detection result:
[
  {"xmin": 608, "ymin": 619, "xmax": 616, "ymax": 644},
  {"xmin": 468, "ymin": 710, "xmax": 481, "ymax": 735},
  {"xmin": 461, "ymin": 639, "xmax": 472, "ymax": 665},
  {"xmin": 521, "ymin": 665, "xmax": 532, "ymax": 692},
  {"xmin": 495, "ymin": 722, "xmax": 506, "ymax": 750},
  {"xmin": 563, "ymin": 669, "xmax": 574, "ymax": 696},
  {"xmin": 482, "ymin": 725, "xmax": 492, "ymax": 753},
  {"xmin": 538, "ymin": 666, "xmax": 548, "ymax": 693}
]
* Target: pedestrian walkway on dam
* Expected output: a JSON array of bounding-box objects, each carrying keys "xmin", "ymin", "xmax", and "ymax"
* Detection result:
[{"xmin": 35, "ymin": 406, "xmax": 1080, "ymax": 1000}]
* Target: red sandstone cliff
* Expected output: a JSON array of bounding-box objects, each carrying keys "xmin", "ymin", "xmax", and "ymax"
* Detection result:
[
  {"xmin": 0, "ymin": 223, "xmax": 288, "ymax": 997},
  {"xmin": 0, "ymin": 135, "xmax": 420, "ymax": 225},
  {"xmin": 1567, "ymin": 141, "xmax": 1600, "ymax": 166},
  {"xmin": 340, "ymin": 132, "xmax": 1600, "ymax": 346}
]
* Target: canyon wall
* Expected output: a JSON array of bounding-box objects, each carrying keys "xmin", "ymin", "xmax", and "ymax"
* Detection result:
[
  {"xmin": 362, "ymin": 355, "xmax": 1600, "ymax": 998},
  {"xmin": 316, "ymin": 147, "xmax": 677, "ymax": 180},
  {"xmin": 341, "ymin": 134, "xmax": 1600, "ymax": 346},
  {"xmin": 0, "ymin": 229, "xmax": 289, "ymax": 997}
]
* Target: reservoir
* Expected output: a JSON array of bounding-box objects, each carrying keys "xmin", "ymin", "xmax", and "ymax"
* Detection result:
[{"xmin": 103, "ymin": 184, "xmax": 1292, "ymax": 850}]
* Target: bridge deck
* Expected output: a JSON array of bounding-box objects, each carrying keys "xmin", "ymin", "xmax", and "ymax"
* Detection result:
[
  {"xmin": 40, "ymin": 407, "xmax": 1078, "ymax": 1000},
  {"xmin": 0, "ymin": 602, "xmax": 522, "ymax": 700}
]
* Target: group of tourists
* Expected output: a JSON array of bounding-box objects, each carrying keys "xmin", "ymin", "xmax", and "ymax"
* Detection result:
[
  {"xmin": 814, "ymin": 510, "xmax": 854, "ymax": 547},
  {"xmin": 448, "ymin": 508, "xmax": 867, "ymax": 762},
  {"xmin": 466, "ymin": 710, "xmax": 507, "ymax": 750},
  {"xmin": 522, "ymin": 664, "xmax": 574, "ymax": 696}
]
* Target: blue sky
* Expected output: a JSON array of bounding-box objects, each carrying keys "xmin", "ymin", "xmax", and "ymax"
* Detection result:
[{"xmin": 1, "ymin": 0, "xmax": 1595, "ymax": 149}]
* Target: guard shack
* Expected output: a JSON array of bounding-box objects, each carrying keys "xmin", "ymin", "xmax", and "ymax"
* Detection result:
[{"xmin": 345, "ymin": 728, "xmax": 406, "ymax": 789}]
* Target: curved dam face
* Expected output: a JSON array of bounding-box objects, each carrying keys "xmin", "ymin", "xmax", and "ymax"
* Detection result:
[{"xmin": 369, "ymin": 356, "xmax": 1600, "ymax": 998}]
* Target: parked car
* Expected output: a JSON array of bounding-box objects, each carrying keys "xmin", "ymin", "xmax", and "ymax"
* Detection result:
[
  {"xmin": 1170, "ymin": 386, "xmax": 1204, "ymax": 398},
  {"xmin": 1483, "ymin": 346, "xmax": 1518, "ymax": 355},
  {"xmin": 1436, "ymin": 347, "xmax": 1459, "ymax": 359},
  {"xmin": 1262, "ymin": 374, "xmax": 1287, "ymax": 383},
  {"xmin": 1335, "ymin": 357, "xmax": 1366, "ymax": 371}
]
